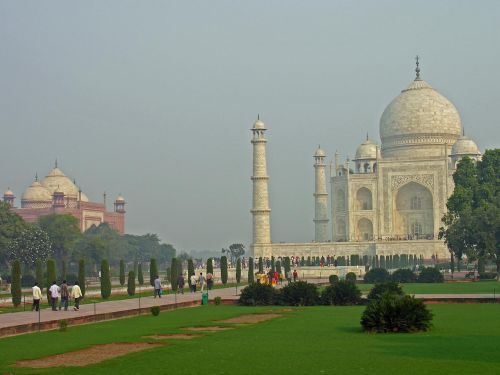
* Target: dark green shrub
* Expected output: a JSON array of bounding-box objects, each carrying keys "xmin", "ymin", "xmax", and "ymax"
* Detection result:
[
  {"xmin": 329, "ymin": 274, "xmax": 339, "ymax": 285},
  {"xmin": 392, "ymin": 269, "xmax": 417, "ymax": 283},
  {"xmin": 11, "ymin": 260, "xmax": 21, "ymax": 307},
  {"xmin": 271, "ymin": 256, "xmax": 275, "ymax": 272},
  {"xmin": 100, "ymin": 259, "xmax": 111, "ymax": 299},
  {"xmin": 321, "ymin": 280, "xmax": 361, "ymax": 306},
  {"xmin": 150, "ymin": 306, "xmax": 160, "ymax": 316},
  {"xmin": 345, "ymin": 272, "xmax": 357, "ymax": 283},
  {"xmin": 238, "ymin": 283, "xmax": 277, "ymax": 306},
  {"xmin": 206, "ymin": 258, "xmax": 213, "ymax": 274},
  {"xmin": 276, "ymin": 260, "xmax": 282, "ymax": 274},
  {"xmin": 281, "ymin": 281, "xmax": 319, "ymax": 306},
  {"xmin": 248, "ymin": 257, "xmax": 255, "ymax": 284},
  {"xmin": 367, "ymin": 282, "xmax": 404, "ymax": 300},
  {"xmin": 138, "ymin": 263, "xmax": 144, "ymax": 285},
  {"xmin": 170, "ymin": 257, "xmax": 178, "ymax": 292},
  {"xmin": 258, "ymin": 257, "xmax": 263, "ymax": 273},
  {"xmin": 127, "ymin": 271, "xmax": 135, "ymax": 296},
  {"xmin": 78, "ymin": 259, "xmax": 86, "ymax": 297},
  {"xmin": 58, "ymin": 319, "xmax": 68, "ymax": 332},
  {"xmin": 364, "ymin": 268, "xmax": 391, "ymax": 283},
  {"xmin": 214, "ymin": 296, "xmax": 222, "ymax": 305},
  {"xmin": 417, "ymin": 267, "xmax": 444, "ymax": 283},
  {"xmin": 479, "ymin": 272, "xmax": 497, "ymax": 280},
  {"xmin": 119, "ymin": 259, "xmax": 125, "ymax": 286},
  {"xmin": 236, "ymin": 258, "xmax": 241, "ymax": 283},
  {"xmin": 149, "ymin": 258, "xmax": 158, "ymax": 287},
  {"xmin": 46, "ymin": 259, "xmax": 56, "ymax": 299},
  {"xmin": 221, "ymin": 256, "xmax": 228, "ymax": 284},
  {"xmin": 35, "ymin": 260, "xmax": 44, "ymax": 292},
  {"xmin": 21, "ymin": 274, "xmax": 36, "ymax": 288},
  {"xmin": 361, "ymin": 293, "xmax": 433, "ymax": 333}
]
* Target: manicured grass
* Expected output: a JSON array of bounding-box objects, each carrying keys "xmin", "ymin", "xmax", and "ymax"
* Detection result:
[
  {"xmin": 356, "ymin": 280, "xmax": 499, "ymax": 294},
  {"xmin": 1, "ymin": 303, "xmax": 499, "ymax": 374}
]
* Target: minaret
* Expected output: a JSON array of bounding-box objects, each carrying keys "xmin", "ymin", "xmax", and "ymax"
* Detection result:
[
  {"xmin": 314, "ymin": 146, "xmax": 329, "ymax": 242},
  {"xmin": 251, "ymin": 117, "xmax": 271, "ymax": 247}
]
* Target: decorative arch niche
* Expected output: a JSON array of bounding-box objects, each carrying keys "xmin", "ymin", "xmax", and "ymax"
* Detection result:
[
  {"xmin": 394, "ymin": 182, "xmax": 434, "ymax": 239},
  {"xmin": 356, "ymin": 187, "xmax": 373, "ymax": 210}
]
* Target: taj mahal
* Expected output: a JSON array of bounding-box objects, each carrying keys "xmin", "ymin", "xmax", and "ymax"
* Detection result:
[{"xmin": 250, "ymin": 60, "xmax": 482, "ymax": 262}]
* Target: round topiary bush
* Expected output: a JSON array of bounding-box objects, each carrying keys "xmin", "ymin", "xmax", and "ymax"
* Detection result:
[
  {"xmin": 150, "ymin": 306, "xmax": 160, "ymax": 316},
  {"xmin": 345, "ymin": 272, "xmax": 357, "ymax": 283},
  {"xmin": 417, "ymin": 267, "xmax": 444, "ymax": 283},
  {"xmin": 238, "ymin": 283, "xmax": 277, "ymax": 306},
  {"xmin": 361, "ymin": 293, "xmax": 433, "ymax": 333},
  {"xmin": 391, "ymin": 269, "xmax": 417, "ymax": 283},
  {"xmin": 329, "ymin": 275, "xmax": 339, "ymax": 285},
  {"xmin": 367, "ymin": 282, "xmax": 404, "ymax": 300},
  {"xmin": 364, "ymin": 268, "xmax": 391, "ymax": 283},
  {"xmin": 281, "ymin": 281, "xmax": 319, "ymax": 306},
  {"xmin": 321, "ymin": 280, "xmax": 361, "ymax": 306}
]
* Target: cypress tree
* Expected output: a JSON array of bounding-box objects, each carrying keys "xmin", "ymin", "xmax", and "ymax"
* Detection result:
[
  {"xmin": 35, "ymin": 260, "xmax": 43, "ymax": 292},
  {"xmin": 119, "ymin": 259, "xmax": 125, "ymax": 286},
  {"xmin": 271, "ymin": 256, "xmax": 275, "ymax": 272},
  {"xmin": 11, "ymin": 260, "xmax": 21, "ymax": 307},
  {"xmin": 138, "ymin": 263, "xmax": 144, "ymax": 285},
  {"xmin": 100, "ymin": 259, "xmax": 111, "ymax": 299},
  {"xmin": 221, "ymin": 256, "xmax": 228, "ymax": 284},
  {"xmin": 248, "ymin": 257, "xmax": 255, "ymax": 283},
  {"xmin": 46, "ymin": 259, "xmax": 56, "ymax": 299},
  {"xmin": 206, "ymin": 258, "xmax": 214, "ymax": 274},
  {"xmin": 276, "ymin": 260, "xmax": 282, "ymax": 274},
  {"xmin": 149, "ymin": 258, "xmax": 158, "ymax": 287},
  {"xmin": 258, "ymin": 257, "xmax": 263, "ymax": 273},
  {"xmin": 236, "ymin": 258, "xmax": 241, "ymax": 283},
  {"xmin": 188, "ymin": 258, "xmax": 195, "ymax": 288},
  {"xmin": 127, "ymin": 271, "xmax": 135, "ymax": 296},
  {"xmin": 78, "ymin": 259, "xmax": 86, "ymax": 297},
  {"xmin": 284, "ymin": 257, "xmax": 291, "ymax": 280},
  {"xmin": 170, "ymin": 257, "xmax": 178, "ymax": 292}
]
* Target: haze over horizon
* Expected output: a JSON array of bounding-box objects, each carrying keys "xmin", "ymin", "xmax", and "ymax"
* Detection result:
[{"xmin": 1, "ymin": 1, "xmax": 499, "ymax": 253}]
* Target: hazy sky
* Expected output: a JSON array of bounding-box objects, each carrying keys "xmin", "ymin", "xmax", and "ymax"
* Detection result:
[{"xmin": 1, "ymin": 1, "xmax": 499, "ymax": 253}]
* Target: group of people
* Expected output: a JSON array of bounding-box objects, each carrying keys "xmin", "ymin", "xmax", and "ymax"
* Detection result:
[
  {"xmin": 186, "ymin": 272, "xmax": 213, "ymax": 293},
  {"xmin": 32, "ymin": 280, "xmax": 83, "ymax": 312},
  {"xmin": 255, "ymin": 269, "xmax": 299, "ymax": 286}
]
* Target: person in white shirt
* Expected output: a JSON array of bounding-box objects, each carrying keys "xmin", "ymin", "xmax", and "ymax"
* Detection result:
[
  {"xmin": 190, "ymin": 274, "xmax": 197, "ymax": 293},
  {"xmin": 32, "ymin": 282, "xmax": 42, "ymax": 311},
  {"xmin": 49, "ymin": 281, "xmax": 60, "ymax": 311},
  {"xmin": 71, "ymin": 281, "xmax": 83, "ymax": 311}
]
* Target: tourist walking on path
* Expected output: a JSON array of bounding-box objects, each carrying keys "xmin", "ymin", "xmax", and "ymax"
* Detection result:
[
  {"xmin": 153, "ymin": 276, "xmax": 162, "ymax": 298},
  {"xmin": 177, "ymin": 274, "xmax": 185, "ymax": 294},
  {"xmin": 199, "ymin": 272, "xmax": 206, "ymax": 293},
  {"xmin": 32, "ymin": 282, "xmax": 42, "ymax": 311},
  {"xmin": 190, "ymin": 274, "xmax": 197, "ymax": 293},
  {"xmin": 206, "ymin": 272, "xmax": 213, "ymax": 290},
  {"xmin": 71, "ymin": 281, "xmax": 83, "ymax": 311},
  {"xmin": 293, "ymin": 270, "xmax": 298, "ymax": 282},
  {"xmin": 49, "ymin": 281, "xmax": 59, "ymax": 311},
  {"xmin": 59, "ymin": 280, "xmax": 69, "ymax": 311}
]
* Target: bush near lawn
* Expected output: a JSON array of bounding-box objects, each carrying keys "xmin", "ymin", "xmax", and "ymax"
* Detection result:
[
  {"xmin": 417, "ymin": 267, "xmax": 444, "ymax": 283},
  {"xmin": 329, "ymin": 275, "xmax": 339, "ymax": 285},
  {"xmin": 238, "ymin": 283, "xmax": 277, "ymax": 306},
  {"xmin": 281, "ymin": 281, "xmax": 319, "ymax": 306},
  {"xmin": 361, "ymin": 293, "xmax": 433, "ymax": 333},
  {"xmin": 479, "ymin": 272, "xmax": 497, "ymax": 280},
  {"xmin": 391, "ymin": 269, "xmax": 417, "ymax": 283},
  {"xmin": 321, "ymin": 280, "xmax": 361, "ymax": 306},
  {"xmin": 345, "ymin": 272, "xmax": 357, "ymax": 283},
  {"xmin": 367, "ymin": 282, "xmax": 404, "ymax": 300},
  {"xmin": 364, "ymin": 268, "xmax": 391, "ymax": 283}
]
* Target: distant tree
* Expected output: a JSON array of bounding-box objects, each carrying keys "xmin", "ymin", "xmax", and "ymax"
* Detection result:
[
  {"xmin": 38, "ymin": 214, "xmax": 81, "ymax": 263},
  {"xmin": 236, "ymin": 258, "xmax": 242, "ymax": 283},
  {"xmin": 100, "ymin": 259, "xmax": 111, "ymax": 299},
  {"xmin": 149, "ymin": 258, "xmax": 158, "ymax": 286},
  {"xmin": 78, "ymin": 259, "xmax": 86, "ymax": 297},
  {"xmin": 138, "ymin": 263, "xmax": 144, "ymax": 285},
  {"xmin": 188, "ymin": 258, "xmax": 195, "ymax": 287},
  {"xmin": 119, "ymin": 259, "xmax": 125, "ymax": 286},
  {"xmin": 220, "ymin": 256, "xmax": 228, "ymax": 284},
  {"xmin": 0, "ymin": 202, "xmax": 28, "ymax": 269},
  {"xmin": 206, "ymin": 258, "xmax": 214, "ymax": 275},
  {"xmin": 11, "ymin": 260, "xmax": 21, "ymax": 307},
  {"xmin": 258, "ymin": 257, "xmax": 263, "ymax": 273},
  {"xmin": 46, "ymin": 259, "xmax": 56, "ymax": 299},
  {"xmin": 170, "ymin": 257, "xmax": 178, "ymax": 292},
  {"xmin": 222, "ymin": 243, "xmax": 245, "ymax": 265},
  {"xmin": 127, "ymin": 271, "xmax": 135, "ymax": 296},
  {"xmin": 35, "ymin": 260, "xmax": 43, "ymax": 292},
  {"xmin": 8, "ymin": 225, "xmax": 52, "ymax": 267},
  {"xmin": 248, "ymin": 257, "xmax": 254, "ymax": 284}
]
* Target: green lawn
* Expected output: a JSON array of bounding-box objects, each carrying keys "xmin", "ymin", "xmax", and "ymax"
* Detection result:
[
  {"xmin": 1, "ymin": 303, "xmax": 499, "ymax": 374},
  {"xmin": 357, "ymin": 280, "xmax": 499, "ymax": 294}
]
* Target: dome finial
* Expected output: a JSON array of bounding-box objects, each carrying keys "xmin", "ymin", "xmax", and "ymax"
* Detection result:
[
  {"xmin": 55, "ymin": 158, "xmax": 58, "ymax": 168},
  {"xmin": 257, "ymin": 113, "xmax": 260, "ymax": 120},
  {"xmin": 366, "ymin": 132, "xmax": 369, "ymax": 141},
  {"xmin": 415, "ymin": 55, "xmax": 421, "ymax": 80},
  {"xmin": 463, "ymin": 127, "xmax": 465, "ymax": 136},
  {"xmin": 35, "ymin": 172, "xmax": 38, "ymax": 182}
]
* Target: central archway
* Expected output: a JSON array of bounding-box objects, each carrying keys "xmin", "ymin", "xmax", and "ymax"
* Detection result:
[{"xmin": 394, "ymin": 182, "xmax": 434, "ymax": 239}]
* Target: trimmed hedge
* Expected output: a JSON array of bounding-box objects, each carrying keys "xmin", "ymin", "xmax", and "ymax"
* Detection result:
[
  {"xmin": 391, "ymin": 269, "xmax": 417, "ymax": 283},
  {"xmin": 46, "ymin": 259, "xmax": 56, "ymax": 299},
  {"xmin": 329, "ymin": 275, "xmax": 339, "ymax": 285},
  {"xmin": 248, "ymin": 257, "xmax": 255, "ymax": 284},
  {"xmin": 119, "ymin": 259, "xmax": 125, "ymax": 286},
  {"xmin": 479, "ymin": 272, "xmax": 497, "ymax": 280},
  {"xmin": 281, "ymin": 281, "xmax": 319, "ymax": 306},
  {"xmin": 149, "ymin": 258, "xmax": 158, "ymax": 287},
  {"xmin": 100, "ymin": 259, "xmax": 112, "ymax": 299},
  {"xmin": 364, "ymin": 268, "xmax": 390, "ymax": 283},
  {"xmin": 345, "ymin": 272, "xmax": 357, "ymax": 283},
  {"xmin": 221, "ymin": 256, "xmax": 228, "ymax": 284},
  {"xmin": 138, "ymin": 263, "xmax": 144, "ymax": 285},
  {"xmin": 238, "ymin": 283, "xmax": 277, "ymax": 306},
  {"xmin": 236, "ymin": 258, "xmax": 241, "ymax": 283},
  {"xmin": 367, "ymin": 282, "xmax": 404, "ymax": 300},
  {"xmin": 11, "ymin": 260, "xmax": 21, "ymax": 307},
  {"xmin": 321, "ymin": 280, "xmax": 361, "ymax": 306},
  {"xmin": 206, "ymin": 258, "xmax": 213, "ymax": 275},
  {"xmin": 127, "ymin": 271, "xmax": 135, "ymax": 296},
  {"xmin": 417, "ymin": 267, "xmax": 444, "ymax": 283}
]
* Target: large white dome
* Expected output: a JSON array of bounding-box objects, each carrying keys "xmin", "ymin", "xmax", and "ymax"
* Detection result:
[
  {"xmin": 379, "ymin": 78, "xmax": 462, "ymax": 158},
  {"xmin": 41, "ymin": 167, "xmax": 89, "ymax": 202}
]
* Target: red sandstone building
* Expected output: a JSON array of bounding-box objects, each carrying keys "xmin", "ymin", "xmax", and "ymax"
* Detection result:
[{"xmin": 2, "ymin": 164, "xmax": 125, "ymax": 234}]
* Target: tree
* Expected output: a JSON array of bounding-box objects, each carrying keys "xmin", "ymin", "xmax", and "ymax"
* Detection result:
[
  {"xmin": 276, "ymin": 260, "xmax": 282, "ymax": 274},
  {"xmin": 236, "ymin": 258, "xmax": 241, "ymax": 283},
  {"xmin": 271, "ymin": 256, "xmax": 275, "ymax": 272},
  {"xmin": 78, "ymin": 259, "xmax": 86, "ymax": 297},
  {"xmin": 248, "ymin": 257, "xmax": 254, "ymax": 284},
  {"xmin": 188, "ymin": 258, "xmax": 195, "ymax": 288},
  {"xmin": 38, "ymin": 214, "xmax": 81, "ymax": 263},
  {"xmin": 149, "ymin": 258, "xmax": 158, "ymax": 286},
  {"xmin": 222, "ymin": 243, "xmax": 245, "ymax": 265},
  {"xmin": 138, "ymin": 263, "xmax": 144, "ymax": 285},
  {"xmin": 100, "ymin": 259, "xmax": 111, "ymax": 299},
  {"xmin": 8, "ymin": 225, "xmax": 52, "ymax": 267},
  {"xmin": 258, "ymin": 257, "xmax": 263, "ymax": 273},
  {"xmin": 61, "ymin": 260, "xmax": 67, "ymax": 281},
  {"xmin": 0, "ymin": 202, "xmax": 28, "ymax": 269},
  {"xmin": 283, "ymin": 257, "xmax": 291, "ymax": 280},
  {"xmin": 206, "ymin": 258, "xmax": 214, "ymax": 275},
  {"xmin": 46, "ymin": 259, "xmax": 57, "ymax": 299},
  {"xmin": 35, "ymin": 260, "xmax": 43, "ymax": 292},
  {"xmin": 127, "ymin": 271, "xmax": 135, "ymax": 296},
  {"xmin": 119, "ymin": 259, "xmax": 125, "ymax": 286},
  {"xmin": 11, "ymin": 260, "xmax": 22, "ymax": 307},
  {"xmin": 170, "ymin": 257, "xmax": 178, "ymax": 292},
  {"xmin": 220, "ymin": 256, "xmax": 228, "ymax": 284}
]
